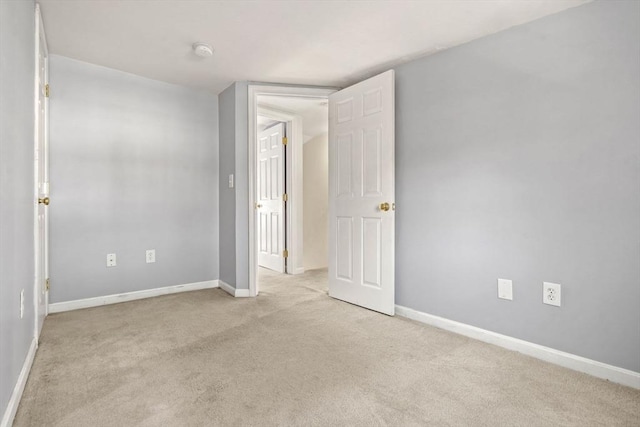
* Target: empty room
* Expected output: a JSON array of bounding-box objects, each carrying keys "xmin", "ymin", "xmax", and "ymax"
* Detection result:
[{"xmin": 1, "ymin": 0, "xmax": 639, "ymax": 425}]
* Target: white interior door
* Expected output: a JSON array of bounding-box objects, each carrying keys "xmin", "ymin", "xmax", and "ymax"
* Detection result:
[
  {"xmin": 328, "ymin": 70, "xmax": 395, "ymax": 315},
  {"xmin": 257, "ymin": 123, "xmax": 286, "ymax": 273},
  {"xmin": 35, "ymin": 4, "xmax": 50, "ymax": 337}
]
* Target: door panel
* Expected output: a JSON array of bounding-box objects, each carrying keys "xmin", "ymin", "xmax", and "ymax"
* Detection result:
[
  {"xmin": 328, "ymin": 70, "xmax": 395, "ymax": 315},
  {"xmin": 336, "ymin": 133, "xmax": 354, "ymax": 197},
  {"xmin": 362, "ymin": 217, "xmax": 381, "ymax": 287},
  {"xmin": 363, "ymin": 128, "xmax": 382, "ymax": 196},
  {"xmin": 336, "ymin": 217, "xmax": 353, "ymax": 280},
  {"xmin": 257, "ymin": 123, "xmax": 286, "ymax": 273}
]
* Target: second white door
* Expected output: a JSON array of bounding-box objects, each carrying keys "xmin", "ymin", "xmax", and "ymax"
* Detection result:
[{"xmin": 257, "ymin": 123, "xmax": 286, "ymax": 273}]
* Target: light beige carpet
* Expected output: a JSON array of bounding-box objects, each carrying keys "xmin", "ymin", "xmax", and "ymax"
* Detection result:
[{"xmin": 15, "ymin": 268, "xmax": 640, "ymax": 426}]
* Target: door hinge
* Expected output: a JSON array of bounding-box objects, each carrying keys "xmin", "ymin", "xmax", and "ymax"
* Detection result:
[
  {"xmin": 283, "ymin": 249, "xmax": 288, "ymax": 258},
  {"xmin": 282, "ymin": 136, "xmax": 288, "ymax": 146},
  {"xmin": 282, "ymin": 193, "xmax": 288, "ymax": 202},
  {"xmin": 45, "ymin": 278, "xmax": 50, "ymax": 291},
  {"xmin": 45, "ymin": 84, "xmax": 50, "ymax": 98}
]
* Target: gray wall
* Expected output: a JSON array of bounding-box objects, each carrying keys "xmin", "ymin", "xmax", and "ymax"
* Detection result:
[
  {"xmin": 234, "ymin": 82, "xmax": 249, "ymax": 289},
  {"xmin": 395, "ymin": 0, "xmax": 640, "ymax": 372},
  {"xmin": 303, "ymin": 134, "xmax": 328, "ymax": 270},
  {"xmin": 218, "ymin": 81, "xmax": 249, "ymax": 290},
  {"xmin": 0, "ymin": 0, "xmax": 36, "ymax": 416},
  {"xmin": 49, "ymin": 55, "xmax": 219, "ymax": 303},
  {"xmin": 218, "ymin": 84, "xmax": 236, "ymax": 285}
]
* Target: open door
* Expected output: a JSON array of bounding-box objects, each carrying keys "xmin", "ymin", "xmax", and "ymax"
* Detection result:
[
  {"xmin": 328, "ymin": 70, "xmax": 395, "ymax": 315},
  {"xmin": 35, "ymin": 4, "xmax": 50, "ymax": 337},
  {"xmin": 257, "ymin": 122, "xmax": 286, "ymax": 273}
]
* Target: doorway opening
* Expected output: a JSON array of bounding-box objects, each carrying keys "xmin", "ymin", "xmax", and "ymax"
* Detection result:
[
  {"xmin": 255, "ymin": 96, "xmax": 330, "ymax": 292},
  {"xmin": 249, "ymin": 86, "xmax": 336, "ymax": 297},
  {"xmin": 249, "ymin": 71, "xmax": 395, "ymax": 314}
]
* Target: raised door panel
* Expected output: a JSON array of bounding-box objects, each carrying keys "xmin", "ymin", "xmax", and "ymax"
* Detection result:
[
  {"xmin": 362, "ymin": 128, "xmax": 382, "ymax": 197},
  {"xmin": 362, "ymin": 217, "xmax": 381, "ymax": 288}
]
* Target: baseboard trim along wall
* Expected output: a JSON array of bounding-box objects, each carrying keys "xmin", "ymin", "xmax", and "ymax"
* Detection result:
[
  {"xmin": 219, "ymin": 280, "xmax": 251, "ymax": 298},
  {"xmin": 1, "ymin": 338, "xmax": 37, "ymax": 427},
  {"xmin": 48, "ymin": 280, "xmax": 220, "ymax": 313},
  {"xmin": 395, "ymin": 305, "xmax": 640, "ymax": 389}
]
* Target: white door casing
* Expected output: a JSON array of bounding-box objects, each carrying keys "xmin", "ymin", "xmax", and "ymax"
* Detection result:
[
  {"xmin": 328, "ymin": 70, "xmax": 395, "ymax": 315},
  {"xmin": 257, "ymin": 123, "xmax": 286, "ymax": 273},
  {"xmin": 248, "ymin": 85, "xmax": 336, "ymax": 297},
  {"xmin": 34, "ymin": 4, "xmax": 50, "ymax": 337}
]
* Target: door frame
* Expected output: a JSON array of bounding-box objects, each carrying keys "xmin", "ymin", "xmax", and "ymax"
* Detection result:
[
  {"xmin": 248, "ymin": 85, "xmax": 336, "ymax": 297},
  {"xmin": 33, "ymin": 3, "xmax": 49, "ymax": 338}
]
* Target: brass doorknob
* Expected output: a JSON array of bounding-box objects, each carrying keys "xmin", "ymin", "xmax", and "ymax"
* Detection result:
[
  {"xmin": 379, "ymin": 202, "xmax": 390, "ymax": 212},
  {"xmin": 38, "ymin": 197, "xmax": 49, "ymax": 206},
  {"xmin": 255, "ymin": 203, "xmax": 263, "ymax": 209}
]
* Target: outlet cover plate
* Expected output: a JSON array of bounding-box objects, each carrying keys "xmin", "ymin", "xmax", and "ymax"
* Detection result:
[
  {"xmin": 497, "ymin": 278, "xmax": 513, "ymax": 300},
  {"xmin": 107, "ymin": 253, "xmax": 116, "ymax": 267},
  {"xmin": 543, "ymin": 282, "xmax": 561, "ymax": 307},
  {"xmin": 146, "ymin": 249, "xmax": 156, "ymax": 263}
]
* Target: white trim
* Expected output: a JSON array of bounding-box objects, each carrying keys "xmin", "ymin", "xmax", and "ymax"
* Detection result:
[
  {"xmin": 248, "ymin": 85, "xmax": 337, "ymax": 297},
  {"xmin": 218, "ymin": 280, "xmax": 235, "ymax": 296},
  {"xmin": 48, "ymin": 280, "xmax": 219, "ymax": 313},
  {"xmin": 1, "ymin": 338, "xmax": 37, "ymax": 427},
  {"xmin": 33, "ymin": 0, "xmax": 40, "ymax": 342},
  {"xmin": 219, "ymin": 280, "xmax": 251, "ymax": 298},
  {"xmin": 33, "ymin": 2, "xmax": 50, "ymax": 342},
  {"xmin": 395, "ymin": 305, "xmax": 640, "ymax": 389},
  {"xmin": 42, "ymin": 9, "xmax": 50, "ymax": 319},
  {"xmin": 235, "ymin": 288, "xmax": 251, "ymax": 297},
  {"xmin": 293, "ymin": 267, "xmax": 306, "ymax": 275}
]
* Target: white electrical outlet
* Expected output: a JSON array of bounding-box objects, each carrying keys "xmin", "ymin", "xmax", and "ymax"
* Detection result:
[
  {"xmin": 228, "ymin": 174, "xmax": 234, "ymax": 189},
  {"xmin": 20, "ymin": 290, "xmax": 24, "ymax": 319},
  {"xmin": 107, "ymin": 253, "xmax": 117, "ymax": 267},
  {"xmin": 543, "ymin": 282, "xmax": 561, "ymax": 307},
  {"xmin": 146, "ymin": 249, "xmax": 156, "ymax": 263},
  {"xmin": 497, "ymin": 278, "xmax": 513, "ymax": 300}
]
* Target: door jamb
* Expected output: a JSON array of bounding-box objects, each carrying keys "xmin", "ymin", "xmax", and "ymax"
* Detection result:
[
  {"xmin": 34, "ymin": 3, "xmax": 50, "ymax": 340},
  {"xmin": 248, "ymin": 85, "xmax": 336, "ymax": 297}
]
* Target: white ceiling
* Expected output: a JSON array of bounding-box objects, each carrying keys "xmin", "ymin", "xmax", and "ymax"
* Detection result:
[
  {"xmin": 258, "ymin": 96, "xmax": 328, "ymax": 143},
  {"xmin": 38, "ymin": 0, "xmax": 589, "ymax": 94}
]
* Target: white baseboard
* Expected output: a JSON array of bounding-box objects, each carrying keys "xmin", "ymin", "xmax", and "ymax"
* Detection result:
[
  {"xmin": 292, "ymin": 267, "xmax": 306, "ymax": 275},
  {"xmin": 1, "ymin": 338, "xmax": 37, "ymax": 427},
  {"xmin": 49, "ymin": 280, "xmax": 220, "ymax": 313},
  {"xmin": 219, "ymin": 280, "xmax": 251, "ymax": 298},
  {"xmin": 218, "ymin": 280, "xmax": 235, "ymax": 296},
  {"xmin": 395, "ymin": 305, "xmax": 640, "ymax": 389},
  {"xmin": 235, "ymin": 288, "xmax": 251, "ymax": 297}
]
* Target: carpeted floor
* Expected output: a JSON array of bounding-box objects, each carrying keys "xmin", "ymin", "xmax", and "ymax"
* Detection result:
[{"xmin": 15, "ymin": 268, "xmax": 640, "ymax": 426}]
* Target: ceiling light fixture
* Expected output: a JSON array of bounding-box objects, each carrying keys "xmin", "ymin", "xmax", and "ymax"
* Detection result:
[{"xmin": 192, "ymin": 42, "xmax": 214, "ymax": 58}]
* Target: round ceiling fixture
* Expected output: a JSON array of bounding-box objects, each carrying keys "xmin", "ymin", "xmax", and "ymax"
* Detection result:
[{"xmin": 192, "ymin": 42, "xmax": 214, "ymax": 58}]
